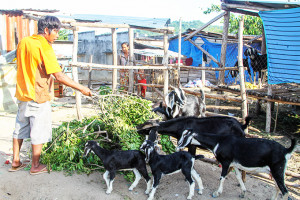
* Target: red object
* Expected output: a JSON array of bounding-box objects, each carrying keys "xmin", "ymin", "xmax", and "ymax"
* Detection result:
[
  {"xmin": 218, "ymin": 164, "xmax": 222, "ymax": 168},
  {"xmin": 5, "ymin": 160, "xmax": 10, "ymax": 164},
  {"xmin": 185, "ymin": 57, "xmax": 193, "ymax": 66},
  {"xmin": 138, "ymin": 79, "xmax": 147, "ymax": 97}
]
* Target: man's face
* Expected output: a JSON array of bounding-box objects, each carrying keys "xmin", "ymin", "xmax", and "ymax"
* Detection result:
[
  {"xmin": 121, "ymin": 44, "xmax": 129, "ymax": 53},
  {"xmin": 44, "ymin": 28, "xmax": 59, "ymax": 43}
]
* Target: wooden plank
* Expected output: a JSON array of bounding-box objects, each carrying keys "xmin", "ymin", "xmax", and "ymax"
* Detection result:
[
  {"xmin": 185, "ymin": 12, "xmax": 226, "ymax": 41},
  {"xmin": 163, "ymin": 31, "xmax": 169, "ymax": 96}
]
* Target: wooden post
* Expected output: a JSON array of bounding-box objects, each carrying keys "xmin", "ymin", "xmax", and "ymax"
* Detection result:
[
  {"xmin": 128, "ymin": 28, "xmax": 134, "ymax": 93},
  {"xmin": 238, "ymin": 15, "xmax": 248, "ymax": 134},
  {"xmin": 111, "ymin": 28, "xmax": 118, "ymax": 93},
  {"xmin": 87, "ymin": 55, "xmax": 93, "ymax": 89},
  {"xmin": 177, "ymin": 17, "xmax": 182, "ymax": 87},
  {"xmin": 266, "ymin": 85, "xmax": 272, "ymax": 133},
  {"xmin": 72, "ymin": 28, "xmax": 83, "ymax": 121},
  {"xmin": 163, "ymin": 31, "xmax": 169, "ymax": 96},
  {"xmin": 201, "ymin": 55, "xmax": 206, "ymax": 86},
  {"xmin": 219, "ymin": 11, "xmax": 230, "ymax": 85}
]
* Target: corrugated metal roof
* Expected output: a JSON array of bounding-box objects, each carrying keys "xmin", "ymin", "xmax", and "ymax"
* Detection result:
[{"xmin": 60, "ymin": 14, "xmax": 170, "ymax": 29}]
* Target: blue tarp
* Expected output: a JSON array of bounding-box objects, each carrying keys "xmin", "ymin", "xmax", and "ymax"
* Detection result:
[
  {"xmin": 168, "ymin": 36, "xmax": 260, "ymax": 84},
  {"xmin": 259, "ymin": 7, "xmax": 300, "ymax": 84}
]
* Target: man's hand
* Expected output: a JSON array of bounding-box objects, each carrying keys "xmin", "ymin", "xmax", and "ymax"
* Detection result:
[{"xmin": 80, "ymin": 86, "xmax": 92, "ymax": 96}]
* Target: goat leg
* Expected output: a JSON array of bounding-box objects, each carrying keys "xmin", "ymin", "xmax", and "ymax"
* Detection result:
[
  {"xmin": 233, "ymin": 167, "xmax": 247, "ymax": 198},
  {"xmin": 129, "ymin": 168, "xmax": 141, "ymax": 191}
]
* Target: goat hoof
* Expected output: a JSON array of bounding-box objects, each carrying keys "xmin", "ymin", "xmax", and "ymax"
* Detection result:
[
  {"xmin": 198, "ymin": 189, "xmax": 203, "ymax": 195},
  {"xmin": 128, "ymin": 187, "xmax": 133, "ymax": 191},
  {"xmin": 106, "ymin": 190, "xmax": 112, "ymax": 195},
  {"xmin": 239, "ymin": 191, "xmax": 245, "ymax": 198},
  {"xmin": 212, "ymin": 191, "xmax": 220, "ymax": 198},
  {"xmin": 187, "ymin": 195, "xmax": 193, "ymax": 200},
  {"xmin": 145, "ymin": 190, "xmax": 150, "ymax": 195}
]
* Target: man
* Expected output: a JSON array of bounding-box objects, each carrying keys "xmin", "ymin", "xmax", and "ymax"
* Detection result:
[{"xmin": 9, "ymin": 16, "xmax": 92, "ymax": 175}]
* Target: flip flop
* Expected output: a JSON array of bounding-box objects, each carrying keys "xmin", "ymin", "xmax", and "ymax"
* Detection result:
[
  {"xmin": 8, "ymin": 163, "xmax": 27, "ymax": 172},
  {"xmin": 30, "ymin": 166, "xmax": 52, "ymax": 175}
]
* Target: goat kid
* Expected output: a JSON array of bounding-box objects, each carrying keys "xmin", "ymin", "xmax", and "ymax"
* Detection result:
[
  {"xmin": 83, "ymin": 141, "xmax": 151, "ymax": 195},
  {"xmin": 140, "ymin": 140, "xmax": 204, "ymax": 200},
  {"xmin": 153, "ymin": 88, "xmax": 206, "ymax": 120},
  {"xmin": 177, "ymin": 130, "xmax": 297, "ymax": 200}
]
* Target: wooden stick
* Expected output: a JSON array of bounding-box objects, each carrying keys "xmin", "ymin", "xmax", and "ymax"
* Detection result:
[{"xmin": 185, "ymin": 12, "xmax": 226, "ymax": 40}]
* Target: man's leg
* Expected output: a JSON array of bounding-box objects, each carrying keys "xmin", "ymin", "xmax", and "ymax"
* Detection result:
[
  {"xmin": 30, "ymin": 143, "xmax": 46, "ymax": 173},
  {"xmin": 12, "ymin": 138, "xmax": 23, "ymax": 167}
]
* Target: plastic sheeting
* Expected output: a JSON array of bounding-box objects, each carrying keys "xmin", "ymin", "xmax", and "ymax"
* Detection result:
[
  {"xmin": 259, "ymin": 7, "xmax": 300, "ymax": 84},
  {"xmin": 168, "ymin": 36, "xmax": 260, "ymax": 84}
]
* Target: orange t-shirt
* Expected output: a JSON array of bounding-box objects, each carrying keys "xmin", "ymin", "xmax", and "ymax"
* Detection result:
[{"xmin": 15, "ymin": 35, "xmax": 62, "ymax": 103}]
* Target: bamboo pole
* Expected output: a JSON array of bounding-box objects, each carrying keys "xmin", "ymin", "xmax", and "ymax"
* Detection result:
[
  {"xmin": 163, "ymin": 31, "xmax": 169, "ymax": 96},
  {"xmin": 71, "ymin": 28, "xmax": 83, "ymax": 121},
  {"xmin": 128, "ymin": 28, "xmax": 134, "ymax": 93},
  {"xmin": 111, "ymin": 28, "xmax": 118, "ymax": 93},
  {"xmin": 238, "ymin": 15, "xmax": 248, "ymax": 134},
  {"xmin": 177, "ymin": 17, "xmax": 182, "ymax": 87}
]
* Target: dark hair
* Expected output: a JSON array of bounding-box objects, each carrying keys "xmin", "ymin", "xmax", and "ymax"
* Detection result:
[
  {"xmin": 38, "ymin": 16, "xmax": 62, "ymax": 34},
  {"xmin": 121, "ymin": 42, "xmax": 129, "ymax": 47}
]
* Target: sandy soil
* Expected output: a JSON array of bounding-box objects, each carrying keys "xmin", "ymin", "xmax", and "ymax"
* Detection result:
[{"xmin": 1, "ymin": 96, "xmax": 299, "ymax": 200}]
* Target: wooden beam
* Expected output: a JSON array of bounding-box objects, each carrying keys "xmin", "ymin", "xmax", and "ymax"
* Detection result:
[
  {"xmin": 69, "ymin": 62, "xmax": 170, "ymax": 70},
  {"xmin": 128, "ymin": 28, "xmax": 134, "ymax": 93},
  {"xmin": 222, "ymin": 3, "xmax": 273, "ymax": 11},
  {"xmin": 225, "ymin": 7, "xmax": 259, "ymax": 17},
  {"xmin": 185, "ymin": 12, "xmax": 226, "ymax": 41},
  {"xmin": 163, "ymin": 31, "xmax": 169, "ymax": 96},
  {"xmin": 188, "ymin": 39, "xmax": 222, "ymax": 67},
  {"xmin": 219, "ymin": 11, "xmax": 230, "ymax": 85},
  {"xmin": 238, "ymin": 15, "xmax": 248, "ymax": 134}
]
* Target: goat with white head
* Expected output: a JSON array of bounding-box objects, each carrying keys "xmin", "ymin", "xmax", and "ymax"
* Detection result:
[
  {"xmin": 164, "ymin": 87, "xmax": 206, "ymax": 119},
  {"xmin": 140, "ymin": 140, "xmax": 204, "ymax": 200},
  {"xmin": 177, "ymin": 130, "xmax": 297, "ymax": 200}
]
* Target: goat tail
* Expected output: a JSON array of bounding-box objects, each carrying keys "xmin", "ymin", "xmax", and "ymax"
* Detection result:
[
  {"xmin": 241, "ymin": 116, "xmax": 252, "ymax": 130},
  {"xmin": 200, "ymin": 88, "xmax": 205, "ymax": 102},
  {"xmin": 286, "ymin": 138, "xmax": 297, "ymax": 154},
  {"xmin": 194, "ymin": 155, "xmax": 205, "ymax": 160}
]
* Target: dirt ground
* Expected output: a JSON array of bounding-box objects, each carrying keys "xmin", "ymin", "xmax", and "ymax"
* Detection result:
[{"xmin": 1, "ymin": 96, "xmax": 299, "ymax": 200}]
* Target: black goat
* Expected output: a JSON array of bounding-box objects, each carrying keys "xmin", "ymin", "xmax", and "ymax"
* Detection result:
[
  {"xmin": 137, "ymin": 116, "xmax": 251, "ymax": 155},
  {"xmin": 83, "ymin": 141, "xmax": 151, "ymax": 195},
  {"xmin": 177, "ymin": 130, "xmax": 297, "ymax": 199},
  {"xmin": 140, "ymin": 140, "xmax": 204, "ymax": 200},
  {"xmin": 153, "ymin": 88, "xmax": 206, "ymax": 120},
  {"xmin": 230, "ymin": 58, "xmax": 250, "ymax": 80},
  {"xmin": 244, "ymin": 47, "xmax": 267, "ymax": 79}
]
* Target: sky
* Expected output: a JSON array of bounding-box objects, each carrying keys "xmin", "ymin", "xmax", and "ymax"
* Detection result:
[{"xmin": 4, "ymin": 0, "xmax": 222, "ymax": 23}]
